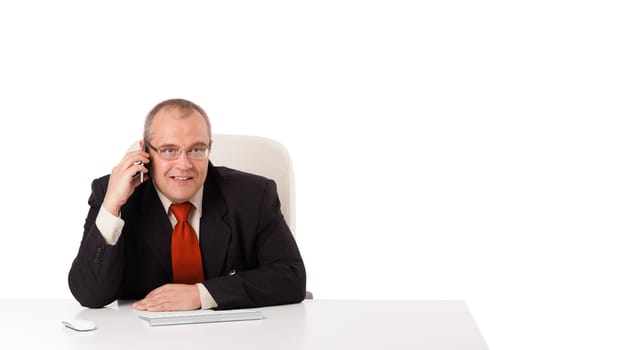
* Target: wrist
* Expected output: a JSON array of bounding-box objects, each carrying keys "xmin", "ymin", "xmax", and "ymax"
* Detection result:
[{"xmin": 102, "ymin": 196, "xmax": 122, "ymax": 217}]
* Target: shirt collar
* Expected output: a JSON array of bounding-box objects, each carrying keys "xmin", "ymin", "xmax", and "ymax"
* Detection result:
[{"xmin": 155, "ymin": 184, "xmax": 204, "ymax": 216}]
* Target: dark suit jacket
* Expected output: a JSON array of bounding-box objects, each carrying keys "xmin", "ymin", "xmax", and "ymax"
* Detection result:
[{"xmin": 68, "ymin": 163, "xmax": 306, "ymax": 309}]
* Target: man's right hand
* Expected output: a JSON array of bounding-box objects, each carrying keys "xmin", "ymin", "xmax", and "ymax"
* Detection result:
[{"xmin": 102, "ymin": 141, "xmax": 150, "ymax": 216}]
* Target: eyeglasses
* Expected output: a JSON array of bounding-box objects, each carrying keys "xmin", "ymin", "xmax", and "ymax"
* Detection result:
[{"xmin": 146, "ymin": 143, "xmax": 210, "ymax": 161}]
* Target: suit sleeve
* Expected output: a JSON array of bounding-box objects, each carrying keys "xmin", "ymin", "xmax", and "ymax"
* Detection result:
[
  {"xmin": 203, "ymin": 180, "xmax": 306, "ymax": 309},
  {"xmin": 68, "ymin": 177, "xmax": 126, "ymax": 308}
]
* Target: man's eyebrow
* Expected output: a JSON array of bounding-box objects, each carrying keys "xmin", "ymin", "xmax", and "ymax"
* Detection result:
[
  {"xmin": 189, "ymin": 142, "xmax": 210, "ymax": 148},
  {"xmin": 158, "ymin": 141, "xmax": 209, "ymax": 148}
]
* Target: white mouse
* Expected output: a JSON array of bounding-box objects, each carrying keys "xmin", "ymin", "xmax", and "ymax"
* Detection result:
[{"xmin": 62, "ymin": 319, "xmax": 96, "ymax": 331}]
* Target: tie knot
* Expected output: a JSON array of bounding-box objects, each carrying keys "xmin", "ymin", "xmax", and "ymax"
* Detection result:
[{"xmin": 170, "ymin": 202, "xmax": 193, "ymax": 223}]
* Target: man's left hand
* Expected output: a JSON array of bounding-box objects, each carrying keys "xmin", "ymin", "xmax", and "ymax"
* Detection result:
[{"xmin": 133, "ymin": 284, "xmax": 201, "ymax": 311}]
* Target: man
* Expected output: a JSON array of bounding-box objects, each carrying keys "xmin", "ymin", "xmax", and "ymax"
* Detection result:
[{"xmin": 69, "ymin": 98, "xmax": 306, "ymax": 311}]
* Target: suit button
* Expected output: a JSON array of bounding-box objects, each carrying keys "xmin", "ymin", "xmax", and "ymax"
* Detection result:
[
  {"xmin": 94, "ymin": 247, "xmax": 103, "ymax": 263},
  {"xmin": 228, "ymin": 269, "xmax": 236, "ymax": 276}
]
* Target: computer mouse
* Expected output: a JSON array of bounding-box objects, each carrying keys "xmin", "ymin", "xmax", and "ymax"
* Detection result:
[{"xmin": 61, "ymin": 319, "xmax": 96, "ymax": 331}]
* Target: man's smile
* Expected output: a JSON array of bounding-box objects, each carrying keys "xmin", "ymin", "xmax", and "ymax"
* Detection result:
[{"xmin": 170, "ymin": 176, "xmax": 194, "ymax": 181}]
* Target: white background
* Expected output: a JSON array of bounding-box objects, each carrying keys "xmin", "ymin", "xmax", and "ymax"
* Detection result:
[{"xmin": 1, "ymin": 1, "xmax": 637, "ymax": 349}]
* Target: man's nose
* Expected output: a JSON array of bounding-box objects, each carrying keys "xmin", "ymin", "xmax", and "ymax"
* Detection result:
[{"xmin": 175, "ymin": 151, "xmax": 193, "ymax": 169}]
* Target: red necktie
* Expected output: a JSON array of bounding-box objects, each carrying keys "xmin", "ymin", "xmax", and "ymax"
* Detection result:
[{"xmin": 170, "ymin": 202, "xmax": 204, "ymax": 284}]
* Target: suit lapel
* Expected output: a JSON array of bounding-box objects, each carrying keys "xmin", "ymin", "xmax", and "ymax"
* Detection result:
[
  {"xmin": 199, "ymin": 165, "xmax": 232, "ymax": 278},
  {"xmin": 137, "ymin": 182, "xmax": 173, "ymax": 278}
]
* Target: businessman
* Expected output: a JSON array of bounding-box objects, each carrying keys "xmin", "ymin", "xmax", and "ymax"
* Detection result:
[{"xmin": 69, "ymin": 98, "xmax": 306, "ymax": 311}]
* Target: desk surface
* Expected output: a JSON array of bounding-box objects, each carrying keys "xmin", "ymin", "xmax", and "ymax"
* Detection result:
[{"xmin": 0, "ymin": 299, "xmax": 487, "ymax": 350}]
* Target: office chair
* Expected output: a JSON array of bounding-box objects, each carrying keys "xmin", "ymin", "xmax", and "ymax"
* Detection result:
[
  {"xmin": 210, "ymin": 134, "xmax": 312, "ymax": 299},
  {"xmin": 209, "ymin": 134, "xmax": 296, "ymax": 235}
]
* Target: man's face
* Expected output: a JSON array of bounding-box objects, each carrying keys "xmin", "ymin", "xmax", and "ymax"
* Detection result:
[{"xmin": 147, "ymin": 107, "xmax": 210, "ymax": 203}]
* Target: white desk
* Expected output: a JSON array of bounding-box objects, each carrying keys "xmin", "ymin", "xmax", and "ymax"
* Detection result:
[{"xmin": 0, "ymin": 299, "xmax": 488, "ymax": 350}]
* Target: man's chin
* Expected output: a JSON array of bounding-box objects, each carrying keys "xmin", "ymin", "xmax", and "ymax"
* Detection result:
[{"xmin": 162, "ymin": 187, "xmax": 197, "ymax": 203}]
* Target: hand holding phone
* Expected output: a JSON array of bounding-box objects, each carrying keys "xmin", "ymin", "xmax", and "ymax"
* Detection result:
[{"xmin": 104, "ymin": 142, "xmax": 150, "ymax": 216}]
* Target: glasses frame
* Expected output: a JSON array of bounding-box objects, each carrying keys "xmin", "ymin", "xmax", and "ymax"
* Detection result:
[{"xmin": 146, "ymin": 143, "xmax": 211, "ymax": 161}]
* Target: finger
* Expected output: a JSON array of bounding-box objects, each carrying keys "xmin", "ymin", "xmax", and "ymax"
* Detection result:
[
  {"xmin": 146, "ymin": 302, "xmax": 173, "ymax": 312},
  {"xmin": 120, "ymin": 149, "xmax": 150, "ymax": 167},
  {"xmin": 131, "ymin": 162, "xmax": 148, "ymax": 176},
  {"xmin": 140, "ymin": 296, "xmax": 173, "ymax": 312},
  {"xmin": 125, "ymin": 155, "xmax": 150, "ymax": 170},
  {"xmin": 122, "ymin": 158, "xmax": 149, "ymax": 181},
  {"xmin": 133, "ymin": 296, "xmax": 159, "ymax": 310},
  {"xmin": 132, "ymin": 173, "xmax": 149, "ymax": 186},
  {"xmin": 132, "ymin": 300, "xmax": 147, "ymax": 310}
]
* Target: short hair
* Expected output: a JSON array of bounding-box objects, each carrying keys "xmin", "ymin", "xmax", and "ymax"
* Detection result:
[{"xmin": 144, "ymin": 98, "xmax": 212, "ymax": 144}]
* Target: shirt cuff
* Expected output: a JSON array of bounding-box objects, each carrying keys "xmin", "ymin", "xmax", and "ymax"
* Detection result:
[
  {"xmin": 197, "ymin": 283, "xmax": 218, "ymax": 309},
  {"xmin": 95, "ymin": 205, "xmax": 125, "ymax": 245}
]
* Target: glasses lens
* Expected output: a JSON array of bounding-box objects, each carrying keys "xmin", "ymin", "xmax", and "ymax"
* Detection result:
[
  {"xmin": 155, "ymin": 146, "xmax": 209, "ymax": 160},
  {"xmin": 188, "ymin": 147, "xmax": 209, "ymax": 159},
  {"xmin": 158, "ymin": 147, "xmax": 179, "ymax": 160}
]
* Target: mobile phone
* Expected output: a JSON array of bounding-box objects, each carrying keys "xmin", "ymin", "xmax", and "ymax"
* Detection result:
[
  {"xmin": 133, "ymin": 145, "xmax": 149, "ymax": 183},
  {"xmin": 139, "ymin": 145, "xmax": 149, "ymax": 183}
]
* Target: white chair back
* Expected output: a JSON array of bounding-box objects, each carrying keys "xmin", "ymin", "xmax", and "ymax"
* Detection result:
[{"xmin": 209, "ymin": 134, "xmax": 296, "ymax": 235}]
